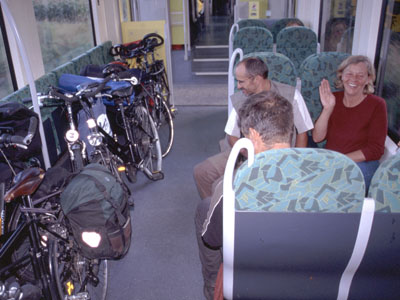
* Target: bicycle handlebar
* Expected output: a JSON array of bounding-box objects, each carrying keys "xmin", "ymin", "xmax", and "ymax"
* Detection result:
[
  {"xmin": 79, "ymin": 75, "xmax": 113, "ymax": 99},
  {"xmin": 0, "ymin": 116, "xmax": 38, "ymax": 149}
]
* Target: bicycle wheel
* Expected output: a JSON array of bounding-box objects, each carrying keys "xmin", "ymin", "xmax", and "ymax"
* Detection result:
[
  {"xmin": 71, "ymin": 145, "xmax": 85, "ymax": 172},
  {"xmin": 8, "ymin": 205, "xmax": 35, "ymax": 283},
  {"xmin": 90, "ymin": 148, "xmax": 124, "ymax": 185},
  {"xmin": 49, "ymin": 236, "xmax": 108, "ymax": 300},
  {"xmin": 130, "ymin": 105, "xmax": 163, "ymax": 180},
  {"xmin": 152, "ymin": 98, "xmax": 174, "ymax": 157}
]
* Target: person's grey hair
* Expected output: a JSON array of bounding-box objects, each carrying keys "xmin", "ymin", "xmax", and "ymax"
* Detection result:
[
  {"xmin": 335, "ymin": 55, "xmax": 376, "ymax": 94},
  {"xmin": 236, "ymin": 57, "xmax": 269, "ymax": 79},
  {"xmin": 238, "ymin": 91, "xmax": 294, "ymax": 147}
]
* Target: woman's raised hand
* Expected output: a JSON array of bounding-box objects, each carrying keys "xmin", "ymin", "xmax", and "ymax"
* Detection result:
[{"xmin": 319, "ymin": 79, "xmax": 336, "ymax": 110}]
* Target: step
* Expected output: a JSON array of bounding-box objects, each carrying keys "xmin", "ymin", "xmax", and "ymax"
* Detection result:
[
  {"xmin": 191, "ymin": 60, "xmax": 229, "ymax": 75},
  {"xmin": 192, "ymin": 45, "xmax": 229, "ymax": 59}
]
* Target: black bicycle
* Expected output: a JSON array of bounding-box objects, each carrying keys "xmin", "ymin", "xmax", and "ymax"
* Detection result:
[
  {"xmin": 57, "ymin": 73, "xmax": 163, "ymax": 182},
  {"xmin": 109, "ymin": 33, "xmax": 175, "ymax": 157},
  {"xmin": 0, "ymin": 127, "xmax": 108, "ymax": 300}
]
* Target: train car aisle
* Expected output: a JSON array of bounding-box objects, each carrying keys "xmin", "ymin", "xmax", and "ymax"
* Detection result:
[{"xmin": 107, "ymin": 105, "xmax": 227, "ymax": 299}]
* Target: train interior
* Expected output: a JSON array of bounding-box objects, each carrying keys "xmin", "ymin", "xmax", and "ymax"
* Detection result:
[{"xmin": 1, "ymin": 0, "xmax": 400, "ymax": 299}]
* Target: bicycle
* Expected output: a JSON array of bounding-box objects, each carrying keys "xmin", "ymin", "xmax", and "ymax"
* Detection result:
[
  {"xmin": 0, "ymin": 127, "xmax": 108, "ymax": 300},
  {"xmin": 109, "ymin": 33, "xmax": 175, "ymax": 157},
  {"xmin": 57, "ymin": 73, "xmax": 164, "ymax": 181}
]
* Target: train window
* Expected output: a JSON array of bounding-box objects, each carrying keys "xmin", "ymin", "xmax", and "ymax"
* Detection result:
[
  {"xmin": 376, "ymin": 0, "xmax": 400, "ymax": 141},
  {"xmin": 0, "ymin": 31, "xmax": 14, "ymax": 98},
  {"xmin": 32, "ymin": 0, "xmax": 95, "ymax": 73},
  {"xmin": 320, "ymin": 0, "xmax": 357, "ymax": 52}
]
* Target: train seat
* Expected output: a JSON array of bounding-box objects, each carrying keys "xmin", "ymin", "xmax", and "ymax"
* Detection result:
[
  {"xmin": 227, "ymin": 51, "xmax": 297, "ymax": 116},
  {"xmin": 298, "ymin": 52, "xmax": 350, "ymax": 124},
  {"xmin": 232, "ymin": 26, "xmax": 274, "ymax": 57},
  {"xmin": 223, "ymin": 141, "xmax": 400, "ymax": 299},
  {"xmin": 271, "ymin": 18, "xmax": 304, "ymax": 43},
  {"xmin": 237, "ymin": 18, "xmax": 268, "ymax": 30},
  {"xmin": 276, "ymin": 26, "xmax": 318, "ymax": 73}
]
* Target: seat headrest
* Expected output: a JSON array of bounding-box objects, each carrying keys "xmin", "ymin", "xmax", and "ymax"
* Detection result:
[{"xmin": 234, "ymin": 148, "xmax": 366, "ymax": 213}]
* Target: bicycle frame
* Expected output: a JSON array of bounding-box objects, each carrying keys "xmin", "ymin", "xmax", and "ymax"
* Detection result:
[{"xmin": 0, "ymin": 179, "xmax": 59, "ymax": 299}]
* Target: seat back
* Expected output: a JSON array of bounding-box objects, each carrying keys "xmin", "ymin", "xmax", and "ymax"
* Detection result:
[
  {"xmin": 368, "ymin": 152, "xmax": 400, "ymax": 210},
  {"xmin": 244, "ymin": 51, "xmax": 297, "ymax": 87},
  {"xmin": 223, "ymin": 144, "xmax": 400, "ymax": 299},
  {"xmin": 276, "ymin": 26, "xmax": 318, "ymax": 72},
  {"xmin": 299, "ymin": 51, "xmax": 350, "ymax": 122},
  {"xmin": 232, "ymin": 26, "xmax": 273, "ymax": 55},
  {"xmin": 228, "ymin": 51, "xmax": 297, "ymax": 115},
  {"xmin": 237, "ymin": 18, "xmax": 268, "ymax": 30},
  {"xmin": 271, "ymin": 17, "xmax": 304, "ymax": 43}
]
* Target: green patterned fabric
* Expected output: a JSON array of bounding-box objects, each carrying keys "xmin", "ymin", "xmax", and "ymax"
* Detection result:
[
  {"xmin": 368, "ymin": 153, "xmax": 400, "ymax": 212},
  {"xmin": 243, "ymin": 51, "xmax": 297, "ymax": 86},
  {"xmin": 276, "ymin": 26, "xmax": 317, "ymax": 73},
  {"xmin": 101, "ymin": 41, "xmax": 114, "ymax": 64},
  {"xmin": 86, "ymin": 44, "xmax": 106, "ymax": 66},
  {"xmin": 72, "ymin": 53, "xmax": 93, "ymax": 75},
  {"xmin": 234, "ymin": 148, "xmax": 365, "ymax": 213},
  {"xmin": 271, "ymin": 18, "xmax": 304, "ymax": 43},
  {"xmin": 237, "ymin": 19, "xmax": 268, "ymax": 30},
  {"xmin": 51, "ymin": 62, "xmax": 77, "ymax": 82},
  {"xmin": 233, "ymin": 27, "xmax": 273, "ymax": 55},
  {"xmin": 299, "ymin": 52, "xmax": 350, "ymax": 122}
]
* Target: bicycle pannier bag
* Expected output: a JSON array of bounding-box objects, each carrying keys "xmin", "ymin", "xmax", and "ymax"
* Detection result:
[
  {"xmin": 60, "ymin": 163, "xmax": 131, "ymax": 259},
  {"xmin": 0, "ymin": 102, "xmax": 41, "ymax": 162}
]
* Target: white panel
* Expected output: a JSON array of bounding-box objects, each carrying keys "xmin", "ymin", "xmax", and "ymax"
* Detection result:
[
  {"xmin": 352, "ymin": 0, "xmax": 383, "ymax": 61},
  {"xmin": 138, "ymin": 0, "xmax": 166, "ymax": 21},
  {"xmin": 296, "ymin": 0, "xmax": 320, "ymax": 34}
]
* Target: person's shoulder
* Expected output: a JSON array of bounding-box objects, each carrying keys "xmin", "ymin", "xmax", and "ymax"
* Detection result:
[{"xmin": 365, "ymin": 94, "xmax": 386, "ymax": 108}]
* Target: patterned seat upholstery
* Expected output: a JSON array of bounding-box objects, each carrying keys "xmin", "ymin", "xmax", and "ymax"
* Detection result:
[
  {"xmin": 299, "ymin": 52, "xmax": 350, "ymax": 123},
  {"xmin": 271, "ymin": 18, "xmax": 304, "ymax": 43},
  {"xmin": 243, "ymin": 51, "xmax": 297, "ymax": 86},
  {"xmin": 368, "ymin": 152, "xmax": 400, "ymax": 211},
  {"xmin": 276, "ymin": 26, "xmax": 317, "ymax": 73},
  {"xmin": 232, "ymin": 26, "xmax": 273, "ymax": 55},
  {"xmin": 224, "ymin": 144, "xmax": 400, "ymax": 299},
  {"xmin": 237, "ymin": 18, "xmax": 268, "ymax": 30},
  {"xmin": 234, "ymin": 148, "xmax": 365, "ymax": 213}
]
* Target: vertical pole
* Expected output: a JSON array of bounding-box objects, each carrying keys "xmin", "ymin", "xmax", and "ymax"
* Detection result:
[{"xmin": 1, "ymin": 0, "xmax": 51, "ymax": 169}]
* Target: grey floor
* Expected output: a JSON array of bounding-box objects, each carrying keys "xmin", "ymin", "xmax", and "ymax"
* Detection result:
[
  {"xmin": 106, "ymin": 13, "xmax": 231, "ymax": 299},
  {"xmin": 107, "ymin": 106, "xmax": 227, "ymax": 300}
]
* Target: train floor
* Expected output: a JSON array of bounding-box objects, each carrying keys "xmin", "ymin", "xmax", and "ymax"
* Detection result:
[{"xmin": 107, "ymin": 105, "xmax": 228, "ymax": 300}]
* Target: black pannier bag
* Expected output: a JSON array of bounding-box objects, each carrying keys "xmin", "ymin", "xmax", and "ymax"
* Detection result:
[
  {"xmin": 60, "ymin": 163, "xmax": 131, "ymax": 259},
  {"xmin": 0, "ymin": 102, "xmax": 42, "ymax": 162}
]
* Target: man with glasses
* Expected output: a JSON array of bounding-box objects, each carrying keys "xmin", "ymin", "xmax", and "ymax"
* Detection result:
[{"xmin": 193, "ymin": 57, "xmax": 313, "ymax": 200}]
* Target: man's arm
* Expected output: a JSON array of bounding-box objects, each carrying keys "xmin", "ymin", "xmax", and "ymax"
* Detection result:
[
  {"xmin": 227, "ymin": 134, "xmax": 239, "ymax": 148},
  {"xmin": 292, "ymin": 89, "xmax": 314, "ymax": 146},
  {"xmin": 295, "ymin": 131, "xmax": 308, "ymax": 147}
]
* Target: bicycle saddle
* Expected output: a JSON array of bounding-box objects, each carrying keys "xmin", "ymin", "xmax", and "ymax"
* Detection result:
[{"xmin": 4, "ymin": 167, "xmax": 45, "ymax": 203}]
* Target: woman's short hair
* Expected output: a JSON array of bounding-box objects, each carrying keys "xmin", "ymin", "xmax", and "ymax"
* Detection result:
[
  {"xmin": 335, "ymin": 55, "xmax": 376, "ymax": 94},
  {"xmin": 238, "ymin": 91, "xmax": 294, "ymax": 147},
  {"xmin": 237, "ymin": 57, "xmax": 269, "ymax": 79}
]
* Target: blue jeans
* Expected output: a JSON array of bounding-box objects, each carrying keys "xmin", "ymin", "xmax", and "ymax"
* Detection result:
[{"xmin": 356, "ymin": 160, "xmax": 380, "ymax": 194}]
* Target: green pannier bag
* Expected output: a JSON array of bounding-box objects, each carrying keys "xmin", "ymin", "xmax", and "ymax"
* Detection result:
[{"xmin": 60, "ymin": 163, "xmax": 131, "ymax": 259}]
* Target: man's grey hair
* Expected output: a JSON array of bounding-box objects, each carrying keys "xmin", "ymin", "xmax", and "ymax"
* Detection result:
[{"xmin": 238, "ymin": 91, "xmax": 294, "ymax": 147}]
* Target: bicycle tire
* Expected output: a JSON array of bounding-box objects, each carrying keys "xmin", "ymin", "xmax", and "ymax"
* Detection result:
[
  {"xmin": 8, "ymin": 205, "xmax": 35, "ymax": 283},
  {"xmin": 49, "ymin": 236, "xmax": 108, "ymax": 300},
  {"xmin": 90, "ymin": 148, "xmax": 124, "ymax": 185},
  {"xmin": 152, "ymin": 98, "xmax": 174, "ymax": 157},
  {"xmin": 130, "ymin": 105, "xmax": 163, "ymax": 180},
  {"xmin": 71, "ymin": 146, "xmax": 85, "ymax": 172}
]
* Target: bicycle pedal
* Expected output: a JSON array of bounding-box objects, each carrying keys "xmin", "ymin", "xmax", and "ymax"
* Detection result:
[{"xmin": 151, "ymin": 171, "xmax": 164, "ymax": 181}]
